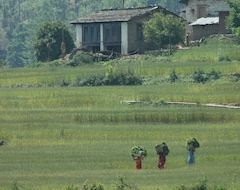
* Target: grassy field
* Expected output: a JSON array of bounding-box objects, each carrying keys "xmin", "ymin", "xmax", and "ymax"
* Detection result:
[{"xmin": 0, "ymin": 36, "xmax": 240, "ymax": 190}]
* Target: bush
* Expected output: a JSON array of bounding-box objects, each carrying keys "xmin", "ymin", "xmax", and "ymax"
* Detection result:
[
  {"xmin": 66, "ymin": 180, "xmax": 104, "ymax": 190},
  {"xmin": 104, "ymin": 62, "xmax": 142, "ymax": 85},
  {"xmin": 218, "ymin": 55, "xmax": 231, "ymax": 61},
  {"xmin": 0, "ymin": 59, "xmax": 7, "ymax": 67},
  {"xmin": 74, "ymin": 76, "xmax": 105, "ymax": 86},
  {"xmin": 192, "ymin": 69, "xmax": 220, "ymax": 83},
  {"xmin": 192, "ymin": 70, "xmax": 208, "ymax": 83},
  {"xmin": 34, "ymin": 21, "xmax": 75, "ymax": 62},
  {"xmin": 169, "ymin": 70, "xmax": 178, "ymax": 82},
  {"xmin": 116, "ymin": 176, "xmax": 139, "ymax": 190},
  {"xmin": 67, "ymin": 53, "xmax": 94, "ymax": 66}
]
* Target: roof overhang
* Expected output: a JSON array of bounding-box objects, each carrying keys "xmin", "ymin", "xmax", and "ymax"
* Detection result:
[
  {"xmin": 70, "ymin": 5, "xmax": 178, "ymax": 24},
  {"xmin": 190, "ymin": 17, "xmax": 219, "ymax": 26}
]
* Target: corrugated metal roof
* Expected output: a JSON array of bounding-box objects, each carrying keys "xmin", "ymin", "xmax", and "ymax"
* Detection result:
[
  {"xmin": 70, "ymin": 6, "xmax": 172, "ymax": 24},
  {"xmin": 190, "ymin": 17, "xmax": 219, "ymax": 26}
]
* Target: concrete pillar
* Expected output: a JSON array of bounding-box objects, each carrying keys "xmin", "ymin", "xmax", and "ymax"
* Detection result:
[
  {"xmin": 76, "ymin": 25, "xmax": 82, "ymax": 47},
  {"xmin": 100, "ymin": 24, "xmax": 104, "ymax": 51},
  {"xmin": 121, "ymin": 22, "xmax": 128, "ymax": 55}
]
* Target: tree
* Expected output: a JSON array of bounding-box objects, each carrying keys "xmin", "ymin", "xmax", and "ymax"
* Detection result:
[
  {"xmin": 143, "ymin": 12, "xmax": 186, "ymax": 48},
  {"xmin": 6, "ymin": 23, "xmax": 29, "ymax": 67},
  {"xmin": 34, "ymin": 21, "xmax": 75, "ymax": 62},
  {"xmin": 227, "ymin": 0, "xmax": 240, "ymax": 39}
]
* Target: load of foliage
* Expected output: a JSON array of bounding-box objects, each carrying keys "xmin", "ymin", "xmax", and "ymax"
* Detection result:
[
  {"xmin": 131, "ymin": 146, "xmax": 147, "ymax": 159},
  {"xmin": 187, "ymin": 138, "xmax": 200, "ymax": 149},
  {"xmin": 155, "ymin": 142, "xmax": 169, "ymax": 156}
]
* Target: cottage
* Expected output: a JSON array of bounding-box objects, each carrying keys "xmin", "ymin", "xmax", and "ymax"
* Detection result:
[
  {"xmin": 70, "ymin": 6, "xmax": 178, "ymax": 55},
  {"xmin": 179, "ymin": 0, "xmax": 230, "ymax": 40},
  {"xmin": 188, "ymin": 17, "xmax": 219, "ymax": 40}
]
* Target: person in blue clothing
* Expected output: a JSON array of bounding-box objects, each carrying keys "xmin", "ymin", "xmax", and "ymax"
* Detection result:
[
  {"xmin": 187, "ymin": 137, "xmax": 199, "ymax": 164},
  {"xmin": 187, "ymin": 146, "xmax": 195, "ymax": 164}
]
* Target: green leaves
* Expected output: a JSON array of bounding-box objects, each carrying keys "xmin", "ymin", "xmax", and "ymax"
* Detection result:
[
  {"xmin": 131, "ymin": 145, "xmax": 147, "ymax": 158},
  {"xmin": 227, "ymin": 0, "xmax": 240, "ymax": 39},
  {"xmin": 143, "ymin": 12, "xmax": 186, "ymax": 47},
  {"xmin": 34, "ymin": 21, "xmax": 75, "ymax": 62}
]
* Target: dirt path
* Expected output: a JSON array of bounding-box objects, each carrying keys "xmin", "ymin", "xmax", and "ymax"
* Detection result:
[{"xmin": 121, "ymin": 101, "xmax": 240, "ymax": 109}]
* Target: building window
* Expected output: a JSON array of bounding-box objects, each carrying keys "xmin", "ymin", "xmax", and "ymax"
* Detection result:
[
  {"xmin": 197, "ymin": 5, "xmax": 207, "ymax": 18},
  {"xmin": 136, "ymin": 23, "xmax": 143, "ymax": 41},
  {"xmin": 83, "ymin": 24, "xmax": 100, "ymax": 43},
  {"xmin": 103, "ymin": 23, "xmax": 121, "ymax": 43}
]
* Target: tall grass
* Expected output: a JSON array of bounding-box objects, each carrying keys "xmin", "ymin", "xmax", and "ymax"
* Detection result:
[
  {"xmin": 0, "ymin": 85, "xmax": 240, "ymax": 189},
  {"xmin": 0, "ymin": 36, "xmax": 240, "ymax": 189}
]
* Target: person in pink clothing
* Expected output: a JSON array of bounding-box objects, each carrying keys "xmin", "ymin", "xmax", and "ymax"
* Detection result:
[
  {"xmin": 158, "ymin": 152, "xmax": 166, "ymax": 169},
  {"xmin": 133, "ymin": 156, "xmax": 142, "ymax": 169}
]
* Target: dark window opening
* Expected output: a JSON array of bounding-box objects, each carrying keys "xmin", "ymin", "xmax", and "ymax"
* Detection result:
[
  {"xmin": 106, "ymin": 45, "xmax": 121, "ymax": 53},
  {"xmin": 103, "ymin": 23, "xmax": 121, "ymax": 43},
  {"xmin": 83, "ymin": 24, "xmax": 100, "ymax": 43},
  {"xmin": 136, "ymin": 23, "xmax": 143, "ymax": 41}
]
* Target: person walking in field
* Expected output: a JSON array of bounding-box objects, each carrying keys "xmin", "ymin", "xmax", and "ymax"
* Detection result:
[
  {"xmin": 131, "ymin": 146, "xmax": 147, "ymax": 170},
  {"xmin": 187, "ymin": 146, "xmax": 195, "ymax": 164},
  {"xmin": 158, "ymin": 152, "xmax": 166, "ymax": 169},
  {"xmin": 155, "ymin": 142, "xmax": 169, "ymax": 169},
  {"xmin": 133, "ymin": 156, "xmax": 142, "ymax": 169},
  {"xmin": 187, "ymin": 138, "xmax": 200, "ymax": 165}
]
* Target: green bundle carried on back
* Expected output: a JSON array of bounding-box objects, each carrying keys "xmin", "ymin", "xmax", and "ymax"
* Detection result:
[
  {"xmin": 155, "ymin": 142, "xmax": 169, "ymax": 156},
  {"xmin": 187, "ymin": 137, "xmax": 200, "ymax": 149},
  {"xmin": 131, "ymin": 146, "xmax": 147, "ymax": 159}
]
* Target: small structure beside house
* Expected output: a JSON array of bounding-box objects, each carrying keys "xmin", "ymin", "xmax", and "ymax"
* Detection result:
[
  {"xmin": 179, "ymin": 0, "xmax": 230, "ymax": 41},
  {"xmin": 70, "ymin": 6, "xmax": 178, "ymax": 55},
  {"xmin": 188, "ymin": 17, "xmax": 219, "ymax": 40}
]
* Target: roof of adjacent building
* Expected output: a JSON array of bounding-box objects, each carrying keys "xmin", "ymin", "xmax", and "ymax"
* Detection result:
[
  {"xmin": 190, "ymin": 17, "xmax": 219, "ymax": 26},
  {"xmin": 70, "ymin": 6, "xmax": 176, "ymax": 24},
  {"xmin": 179, "ymin": 0, "xmax": 230, "ymax": 12}
]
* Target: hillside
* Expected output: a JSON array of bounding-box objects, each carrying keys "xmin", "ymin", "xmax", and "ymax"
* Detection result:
[
  {"xmin": 0, "ymin": 35, "xmax": 240, "ymax": 190},
  {"xmin": 0, "ymin": 0, "xmax": 183, "ymax": 67}
]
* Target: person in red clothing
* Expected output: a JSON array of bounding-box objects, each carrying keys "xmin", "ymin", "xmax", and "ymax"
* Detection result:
[
  {"xmin": 155, "ymin": 142, "xmax": 169, "ymax": 169},
  {"xmin": 133, "ymin": 156, "xmax": 142, "ymax": 169},
  {"xmin": 158, "ymin": 152, "xmax": 166, "ymax": 169}
]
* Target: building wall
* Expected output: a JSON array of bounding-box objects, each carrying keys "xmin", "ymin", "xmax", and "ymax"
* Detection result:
[
  {"xmin": 127, "ymin": 16, "xmax": 158, "ymax": 53},
  {"xmin": 190, "ymin": 24, "xmax": 219, "ymax": 40},
  {"xmin": 181, "ymin": 0, "xmax": 230, "ymax": 23},
  {"xmin": 219, "ymin": 11, "xmax": 229, "ymax": 34}
]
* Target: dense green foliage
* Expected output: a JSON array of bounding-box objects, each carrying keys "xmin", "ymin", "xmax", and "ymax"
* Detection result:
[
  {"xmin": 227, "ymin": 0, "xmax": 240, "ymax": 39},
  {"xmin": 6, "ymin": 23, "xmax": 30, "ymax": 67},
  {"xmin": 144, "ymin": 12, "xmax": 186, "ymax": 47},
  {"xmin": 34, "ymin": 21, "xmax": 75, "ymax": 62}
]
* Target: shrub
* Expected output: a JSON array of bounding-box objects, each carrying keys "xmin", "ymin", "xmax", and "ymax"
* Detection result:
[
  {"xmin": 218, "ymin": 55, "xmax": 231, "ymax": 61},
  {"xmin": 11, "ymin": 179, "xmax": 23, "ymax": 190},
  {"xmin": 116, "ymin": 176, "xmax": 139, "ymax": 190},
  {"xmin": 67, "ymin": 53, "xmax": 94, "ymax": 66},
  {"xmin": 0, "ymin": 59, "xmax": 7, "ymax": 67},
  {"xmin": 66, "ymin": 180, "xmax": 104, "ymax": 190},
  {"xmin": 74, "ymin": 76, "xmax": 105, "ymax": 86},
  {"xmin": 208, "ymin": 70, "xmax": 221, "ymax": 80},
  {"xmin": 192, "ymin": 70, "xmax": 208, "ymax": 83},
  {"xmin": 192, "ymin": 69, "xmax": 220, "ymax": 83},
  {"xmin": 104, "ymin": 62, "xmax": 142, "ymax": 85},
  {"xmin": 169, "ymin": 70, "xmax": 178, "ymax": 82}
]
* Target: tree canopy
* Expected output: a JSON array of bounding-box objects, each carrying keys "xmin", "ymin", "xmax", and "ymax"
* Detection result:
[
  {"xmin": 227, "ymin": 0, "xmax": 240, "ymax": 39},
  {"xmin": 34, "ymin": 21, "xmax": 75, "ymax": 62},
  {"xmin": 143, "ymin": 12, "xmax": 186, "ymax": 47}
]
